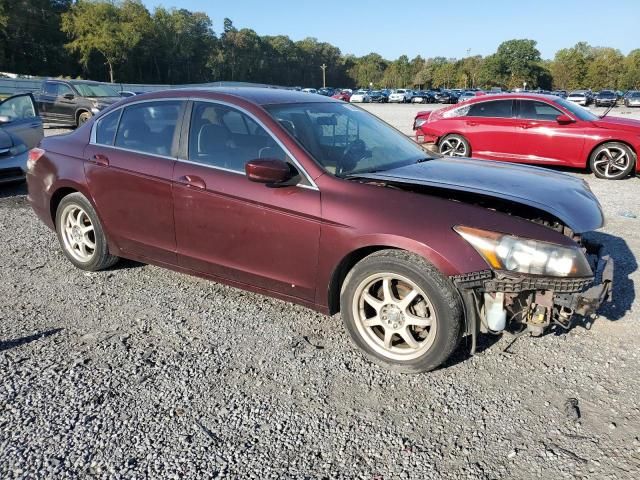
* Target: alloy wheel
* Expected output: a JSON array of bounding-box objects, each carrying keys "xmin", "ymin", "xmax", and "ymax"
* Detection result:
[
  {"xmin": 439, "ymin": 136, "xmax": 468, "ymax": 157},
  {"xmin": 592, "ymin": 145, "xmax": 632, "ymax": 178},
  {"xmin": 351, "ymin": 273, "xmax": 438, "ymax": 361},
  {"xmin": 60, "ymin": 204, "xmax": 96, "ymax": 263}
]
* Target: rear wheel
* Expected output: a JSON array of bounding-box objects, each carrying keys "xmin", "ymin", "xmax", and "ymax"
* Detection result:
[
  {"xmin": 438, "ymin": 134, "xmax": 470, "ymax": 157},
  {"xmin": 55, "ymin": 193, "xmax": 119, "ymax": 271},
  {"xmin": 340, "ymin": 250, "xmax": 462, "ymax": 373},
  {"xmin": 589, "ymin": 142, "xmax": 635, "ymax": 180}
]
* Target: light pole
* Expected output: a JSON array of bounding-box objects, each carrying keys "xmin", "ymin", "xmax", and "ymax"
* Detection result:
[
  {"xmin": 320, "ymin": 64, "xmax": 327, "ymax": 88},
  {"xmin": 523, "ymin": 81, "xmax": 527, "ymax": 91}
]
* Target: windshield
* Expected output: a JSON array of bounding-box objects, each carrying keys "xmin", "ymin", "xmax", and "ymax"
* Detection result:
[
  {"xmin": 71, "ymin": 83, "xmax": 119, "ymax": 97},
  {"xmin": 554, "ymin": 98, "xmax": 599, "ymax": 121},
  {"xmin": 265, "ymin": 102, "xmax": 429, "ymax": 176}
]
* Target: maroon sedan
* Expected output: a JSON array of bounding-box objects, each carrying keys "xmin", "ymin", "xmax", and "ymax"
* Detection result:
[
  {"xmin": 27, "ymin": 88, "xmax": 613, "ymax": 372},
  {"xmin": 414, "ymin": 93, "xmax": 640, "ymax": 180}
]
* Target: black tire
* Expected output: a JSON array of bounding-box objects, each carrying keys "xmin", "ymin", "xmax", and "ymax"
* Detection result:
[
  {"xmin": 589, "ymin": 142, "xmax": 635, "ymax": 180},
  {"xmin": 438, "ymin": 134, "xmax": 471, "ymax": 157},
  {"xmin": 76, "ymin": 111, "xmax": 92, "ymax": 127},
  {"xmin": 55, "ymin": 192, "xmax": 119, "ymax": 271},
  {"xmin": 340, "ymin": 250, "xmax": 463, "ymax": 373}
]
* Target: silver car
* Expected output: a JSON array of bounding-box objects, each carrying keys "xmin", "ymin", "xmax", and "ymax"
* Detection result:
[
  {"xmin": 0, "ymin": 93, "xmax": 44, "ymax": 184},
  {"xmin": 624, "ymin": 91, "xmax": 640, "ymax": 107}
]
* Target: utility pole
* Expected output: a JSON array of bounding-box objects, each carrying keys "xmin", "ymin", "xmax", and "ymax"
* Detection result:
[{"xmin": 320, "ymin": 64, "xmax": 327, "ymax": 88}]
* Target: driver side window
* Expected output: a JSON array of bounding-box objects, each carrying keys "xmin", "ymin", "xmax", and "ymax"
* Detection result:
[
  {"xmin": 187, "ymin": 101, "xmax": 288, "ymax": 173},
  {"xmin": 57, "ymin": 84, "xmax": 73, "ymax": 97}
]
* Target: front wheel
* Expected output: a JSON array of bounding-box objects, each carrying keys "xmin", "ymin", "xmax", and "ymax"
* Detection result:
[
  {"xmin": 438, "ymin": 134, "xmax": 470, "ymax": 157},
  {"xmin": 340, "ymin": 250, "xmax": 462, "ymax": 373},
  {"xmin": 589, "ymin": 142, "xmax": 635, "ymax": 179},
  {"xmin": 56, "ymin": 193, "xmax": 119, "ymax": 271},
  {"xmin": 77, "ymin": 111, "xmax": 92, "ymax": 127}
]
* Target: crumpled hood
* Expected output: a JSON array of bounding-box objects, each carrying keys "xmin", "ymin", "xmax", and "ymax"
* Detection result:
[
  {"xmin": 594, "ymin": 116, "xmax": 640, "ymax": 131},
  {"xmin": 0, "ymin": 128, "xmax": 13, "ymax": 150},
  {"xmin": 357, "ymin": 158, "xmax": 604, "ymax": 233}
]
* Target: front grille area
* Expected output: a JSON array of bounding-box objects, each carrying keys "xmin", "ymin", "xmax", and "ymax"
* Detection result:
[{"xmin": 452, "ymin": 269, "xmax": 593, "ymax": 293}]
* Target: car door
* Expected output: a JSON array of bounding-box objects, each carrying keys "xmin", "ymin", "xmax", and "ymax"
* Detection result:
[
  {"xmin": 52, "ymin": 83, "xmax": 77, "ymax": 124},
  {"xmin": 513, "ymin": 99, "xmax": 585, "ymax": 166},
  {"xmin": 38, "ymin": 82, "xmax": 59, "ymax": 123},
  {"xmin": 84, "ymin": 99, "xmax": 186, "ymax": 264},
  {"xmin": 172, "ymin": 100, "xmax": 321, "ymax": 302},
  {"xmin": 459, "ymin": 99, "xmax": 519, "ymax": 161},
  {"xmin": 0, "ymin": 93, "xmax": 43, "ymax": 149}
]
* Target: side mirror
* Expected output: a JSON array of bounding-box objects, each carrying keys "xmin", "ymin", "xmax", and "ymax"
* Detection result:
[
  {"xmin": 556, "ymin": 114, "xmax": 574, "ymax": 124},
  {"xmin": 63, "ymin": 93, "xmax": 74, "ymax": 100},
  {"xmin": 0, "ymin": 115, "xmax": 10, "ymax": 123},
  {"xmin": 245, "ymin": 159, "xmax": 298, "ymax": 186}
]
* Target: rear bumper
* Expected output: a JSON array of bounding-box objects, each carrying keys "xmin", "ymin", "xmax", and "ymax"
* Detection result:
[{"xmin": 0, "ymin": 151, "xmax": 27, "ymax": 184}]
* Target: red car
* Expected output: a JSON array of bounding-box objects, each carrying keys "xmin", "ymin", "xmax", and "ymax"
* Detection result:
[
  {"xmin": 331, "ymin": 90, "xmax": 352, "ymax": 102},
  {"xmin": 27, "ymin": 88, "xmax": 612, "ymax": 372},
  {"xmin": 414, "ymin": 93, "xmax": 640, "ymax": 180}
]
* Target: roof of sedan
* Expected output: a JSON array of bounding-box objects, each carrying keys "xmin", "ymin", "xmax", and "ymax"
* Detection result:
[
  {"xmin": 175, "ymin": 86, "xmax": 340, "ymax": 105},
  {"xmin": 468, "ymin": 93, "xmax": 561, "ymax": 103}
]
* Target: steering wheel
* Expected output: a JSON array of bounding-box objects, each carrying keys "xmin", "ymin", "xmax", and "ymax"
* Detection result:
[{"xmin": 337, "ymin": 139, "xmax": 372, "ymax": 175}]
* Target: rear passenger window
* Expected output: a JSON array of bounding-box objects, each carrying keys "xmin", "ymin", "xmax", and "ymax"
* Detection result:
[
  {"xmin": 115, "ymin": 101, "xmax": 182, "ymax": 156},
  {"xmin": 467, "ymin": 100, "xmax": 513, "ymax": 118},
  {"xmin": 95, "ymin": 110, "xmax": 121, "ymax": 145},
  {"xmin": 188, "ymin": 102, "xmax": 286, "ymax": 172}
]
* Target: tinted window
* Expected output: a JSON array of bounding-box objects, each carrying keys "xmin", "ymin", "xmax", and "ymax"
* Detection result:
[
  {"xmin": 518, "ymin": 100, "xmax": 562, "ymax": 121},
  {"xmin": 44, "ymin": 82, "xmax": 58, "ymax": 95},
  {"xmin": 95, "ymin": 109, "xmax": 121, "ymax": 145},
  {"xmin": 188, "ymin": 101, "xmax": 287, "ymax": 173},
  {"xmin": 467, "ymin": 100, "xmax": 513, "ymax": 118},
  {"xmin": 57, "ymin": 84, "xmax": 73, "ymax": 97},
  {"xmin": 115, "ymin": 101, "xmax": 182, "ymax": 156},
  {"xmin": 0, "ymin": 94, "xmax": 37, "ymax": 121}
]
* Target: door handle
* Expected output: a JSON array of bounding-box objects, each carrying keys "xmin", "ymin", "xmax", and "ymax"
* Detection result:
[
  {"xmin": 87, "ymin": 154, "xmax": 109, "ymax": 166},
  {"xmin": 466, "ymin": 121, "xmax": 478, "ymax": 126},
  {"xmin": 177, "ymin": 175, "xmax": 206, "ymax": 190},
  {"xmin": 29, "ymin": 122, "xmax": 41, "ymax": 128},
  {"xmin": 519, "ymin": 123, "xmax": 536, "ymax": 129}
]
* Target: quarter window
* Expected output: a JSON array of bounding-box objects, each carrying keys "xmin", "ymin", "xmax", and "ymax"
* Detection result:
[
  {"xmin": 95, "ymin": 110, "xmax": 121, "ymax": 146},
  {"xmin": 188, "ymin": 101, "xmax": 287, "ymax": 173},
  {"xmin": 467, "ymin": 100, "xmax": 513, "ymax": 118},
  {"xmin": 518, "ymin": 100, "xmax": 562, "ymax": 121},
  {"xmin": 114, "ymin": 101, "xmax": 182, "ymax": 156}
]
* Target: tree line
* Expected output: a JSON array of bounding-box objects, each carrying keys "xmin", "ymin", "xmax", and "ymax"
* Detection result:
[{"xmin": 1, "ymin": 0, "xmax": 640, "ymax": 91}]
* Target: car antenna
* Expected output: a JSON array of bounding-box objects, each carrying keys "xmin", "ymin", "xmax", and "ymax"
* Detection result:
[{"xmin": 600, "ymin": 89, "xmax": 627, "ymax": 119}]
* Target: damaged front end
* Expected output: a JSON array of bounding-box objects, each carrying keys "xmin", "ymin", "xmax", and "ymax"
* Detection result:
[{"xmin": 453, "ymin": 237, "xmax": 613, "ymax": 353}]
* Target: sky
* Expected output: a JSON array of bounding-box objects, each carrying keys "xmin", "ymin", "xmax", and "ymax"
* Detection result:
[{"xmin": 142, "ymin": 0, "xmax": 640, "ymax": 60}]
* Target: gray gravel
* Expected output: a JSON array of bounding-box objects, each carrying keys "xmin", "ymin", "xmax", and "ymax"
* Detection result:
[{"xmin": 1, "ymin": 114, "xmax": 640, "ymax": 479}]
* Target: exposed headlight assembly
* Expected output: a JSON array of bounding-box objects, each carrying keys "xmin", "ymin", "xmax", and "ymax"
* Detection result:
[
  {"xmin": 414, "ymin": 118, "xmax": 428, "ymax": 128},
  {"xmin": 454, "ymin": 226, "xmax": 593, "ymax": 277}
]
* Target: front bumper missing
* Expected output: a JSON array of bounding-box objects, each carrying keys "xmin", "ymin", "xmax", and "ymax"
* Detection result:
[{"xmin": 452, "ymin": 241, "xmax": 614, "ymax": 352}]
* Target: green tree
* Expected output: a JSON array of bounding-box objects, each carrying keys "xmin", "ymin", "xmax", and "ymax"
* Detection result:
[
  {"xmin": 491, "ymin": 39, "xmax": 543, "ymax": 88},
  {"xmin": 62, "ymin": 0, "xmax": 152, "ymax": 82},
  {"xmin": 585, "ymin": 47, "xmax": 624, "ymax": 90},
  {"xmin": 551, "ymin": 44, "xmax": 590, "ymax": 90},
  {"xmin": 620, "ymin": 49, "xmax": 640, "ymax": 89},
  {"xmin": 348, "ymin": 53, "xmax": 387, "ymax": 88}
]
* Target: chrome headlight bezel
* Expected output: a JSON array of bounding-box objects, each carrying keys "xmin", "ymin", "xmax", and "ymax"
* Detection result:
[{"xmin": 454, "ymin": 226, "xmax": 593, "ymax": 278}]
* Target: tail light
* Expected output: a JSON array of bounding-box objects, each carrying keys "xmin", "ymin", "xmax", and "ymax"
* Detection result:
[{"xmin": 27, "ymin": 147, "xmax": 45, "ymax": 171}]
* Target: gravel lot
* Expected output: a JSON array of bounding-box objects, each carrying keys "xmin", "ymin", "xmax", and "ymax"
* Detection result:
[{"xmin": 1, "ymin": 105, "xmax": 640, "ymax": 479}]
